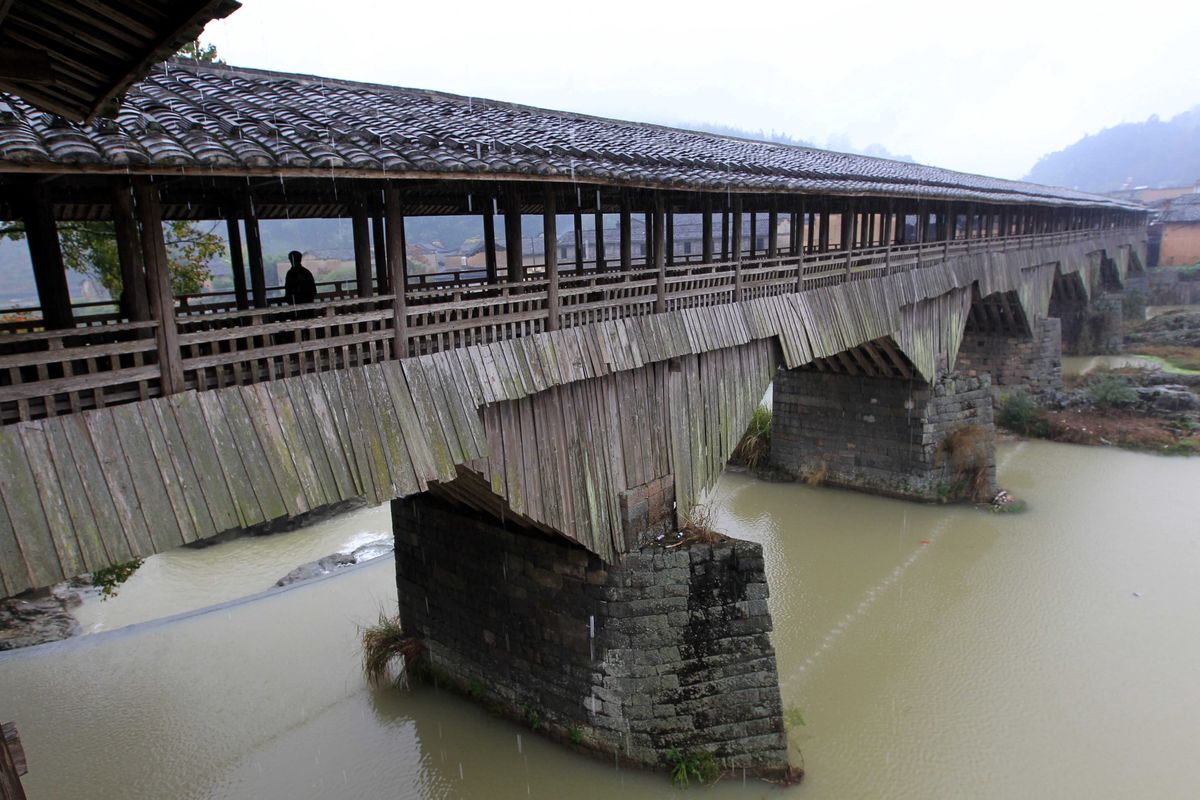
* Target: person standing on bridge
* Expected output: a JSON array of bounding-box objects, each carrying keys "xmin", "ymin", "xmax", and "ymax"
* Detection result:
[{"xmin": 283, "ymin": 250, "xmax": 317, "ymax": 306}]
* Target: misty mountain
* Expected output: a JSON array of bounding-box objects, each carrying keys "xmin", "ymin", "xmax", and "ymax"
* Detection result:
[{"xmin": 1024, "ymin": 107, "xmax": 1200, "ymax": 193}]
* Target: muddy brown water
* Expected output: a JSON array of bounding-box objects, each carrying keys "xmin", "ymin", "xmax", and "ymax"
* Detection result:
[{"xmin": 2, "ymin": 439, "xmax": 1199, "ymax": 799}]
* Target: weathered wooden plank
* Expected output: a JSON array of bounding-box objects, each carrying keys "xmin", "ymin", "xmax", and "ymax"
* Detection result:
[
  {"xmin": 0, "ymin": 487, "xmax": 24, "ymax": 596},
  {"xmin": 84, "ymin": 408, "xmax": 156, "ymax": 558},
  {"xmin": 0, "ymin": 426, "xmax": 62, "ymax": 588},
  {"xmin": 296, "ymin": 373, "xmax": 358, "ymax": 502},
  {"xmin": 17, "ymin": 422, "xmax": 86, "ymax": 579},
  {"xmin": 380, "ymin": 362, "xmax": 440, "ymax": 489},
  {"xmin": 218, "ymin": 388, "xmax": 289, "ymax": 523},
  {"xmin": 147, "ymin": 397, "xmax": 218, "ymax": 541},
  {"xmin": 136, "ymin": 402, "xmax": 199, "ymax": 544},
  {"xmin": 167, "ymin": 392, "xmax": 242, "ymax": 534},
  {"xmin": 243, "ymin": 383, "xmax": 309, "ymax": 518},
  {"xmin": 58, "ymin": 413, "xmax": 134, "ymax": 563},
  {"xmin": 42, "ymin": 417, "xmax": 109, "ymax": 572},
  {"xmin": 363, "ymin": 364, "xmax": 420, "ymax": 498},
  {"xmin": 196, "ymin": 390, "xmax": 264, "ymax": 527},
  {"xmin": 267, "ymin": 379, "xmax": 330, "ymax": 509},
  {"xmin": 336, "ymin": 369, "xmax": 383, "ymax": 505},
  {"xmin": 400, "ymin": 359, "xmax": 458, "ymax": 482},
  {"xmin": 316, "ymin": 370, "xmax": 367, "ymax": 497}
]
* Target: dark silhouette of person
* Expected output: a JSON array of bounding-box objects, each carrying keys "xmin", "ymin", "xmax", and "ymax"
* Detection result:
[{"xmin": 283, "ymin": 250, "xmax": 317, "ymax": 305}]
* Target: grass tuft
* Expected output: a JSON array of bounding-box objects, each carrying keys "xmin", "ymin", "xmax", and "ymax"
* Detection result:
[
  {"xmin": 729, "ymin": 405, "xmax": 772, "ymax": 469},
  {"xmin": 360, "ymin": 613, "xmax": 423, "ymax": 687}
]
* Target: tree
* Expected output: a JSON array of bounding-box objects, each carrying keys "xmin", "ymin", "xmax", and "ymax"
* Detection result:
[
  {"xmin": 176, "ymin": 38, "xmax": 223, "ymax": 65},
  {"xmin": 2, "ymin": 220, "xmax": 225, "ymax": 297}
]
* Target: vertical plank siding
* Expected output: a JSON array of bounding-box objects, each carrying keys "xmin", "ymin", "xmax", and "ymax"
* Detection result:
[{"xmin": 0, "ymin": 233, "xmax": 1142, "ymax": 592}]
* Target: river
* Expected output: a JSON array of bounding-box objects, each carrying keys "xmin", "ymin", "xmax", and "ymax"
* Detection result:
[{"xmin": 3, "ymin": 439, "xmax": 1199, "ymax": 799}]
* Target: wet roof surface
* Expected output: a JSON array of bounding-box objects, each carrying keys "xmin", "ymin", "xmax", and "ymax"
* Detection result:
[{"xmin": 0, "ymin": 61, "xmax": 1141, "ymax": 210}]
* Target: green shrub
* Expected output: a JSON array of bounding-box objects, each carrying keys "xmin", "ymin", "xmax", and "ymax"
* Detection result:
[
  {"xmin": 996, "ymin": 392, "xmax": 1050, "ymax": 437},
  {"xmin": 92, "ymin": 558, "xmax": 142, "ymax": 600},
  {"xmin": 1087, "ymin": 373, "xmax": 1137, "ymax": 409},
  {"xmin": 666, "ymin": 749, "xmax": 719, "ymax": 789},
  {"xmin": 729, "ymin": 405, "xmax": 772, "ymax": 468}
]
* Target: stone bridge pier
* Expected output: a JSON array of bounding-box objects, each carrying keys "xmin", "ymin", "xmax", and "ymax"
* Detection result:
[
  {"xmin": 391, "ymin": 490, "xmax": 792, "ymax": 779},
  {"xmin": 770, "ymin": 357, "xmax": 998, "ymax": 502},
  {"xmin": 955, "ymin": 289, "xmax": 1064, "ymax": 399}
]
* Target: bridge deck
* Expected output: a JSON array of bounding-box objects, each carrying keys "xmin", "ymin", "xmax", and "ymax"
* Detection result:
[
  {"xmin": 0, "ymin": 228, "xmax": 1139, "ymax": 425},
  {"xmin": 0, "ymin": 229, "xmax": 1144, "ymax": 594}
]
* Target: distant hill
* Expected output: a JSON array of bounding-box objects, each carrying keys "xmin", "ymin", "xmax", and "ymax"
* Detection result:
[{"xmin": 1025, "ymin": 107, "xmax": 1200, "ymax": 193}]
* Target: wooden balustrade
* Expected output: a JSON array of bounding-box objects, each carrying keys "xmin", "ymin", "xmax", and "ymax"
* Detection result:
[{"xmin": 0, "ymin": 226, "xmax": 1141, "ymax": 421}]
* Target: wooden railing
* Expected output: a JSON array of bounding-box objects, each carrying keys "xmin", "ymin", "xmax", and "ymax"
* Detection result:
[{"xmin": 0, "ymin": 226, "xmax": 1140, "ymax": 422}]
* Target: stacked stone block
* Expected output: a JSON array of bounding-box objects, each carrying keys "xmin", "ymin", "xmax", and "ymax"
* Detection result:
[
  {"xmin": 392, "ymin": 494, "xmax": 790, "ymax": 778},
  {"xmin": 956, "ymin": 318, "xmax": 1063, "ymax": 399},
  {"xmin": 770, "ymin": 369, "xmax": 997, "ymax": 501}
]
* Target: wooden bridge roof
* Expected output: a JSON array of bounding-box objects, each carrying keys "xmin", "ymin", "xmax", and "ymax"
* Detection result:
[
  {"xmin": 0, "ymin": 61, "xmax": 1141, "ymax": 211},
  {"xmin": 0, "ymin": 1, "xmax": 240, "ymax": 123}
]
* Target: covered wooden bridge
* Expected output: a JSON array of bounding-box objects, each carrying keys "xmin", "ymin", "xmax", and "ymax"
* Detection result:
[{"xmin": 0, "ymin": 60, "xmax": 1147, "ymax": 595}]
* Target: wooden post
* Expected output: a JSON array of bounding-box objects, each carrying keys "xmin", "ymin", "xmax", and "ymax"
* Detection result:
[
  {"xmin": 818, "ymin": 204, "xmax": 830, "ymax": 252},
  {"xmin": 619, "ymin": 193, "xmax": 632, "ymax": 271},
  {"xmin": 748, "ymin": 208, "xmax": 757, "ymax": 258},
  {"xmin": 242, "ymin": 190, "xmax": 267, "ymax": 308},
  {"xmin": 883, "ymin": 201, "xmax": 894, "ymax": 272},
  {"xmin": 483, "ymin": 205, "xmax": 498, "ymax": 284},
  {"xmin": 372, "ymin": 213, "xmax": 389, "ymax": 294},
  {"xmin": 653, "ymin": 194, "xmax": 666, "ymax": 313},
  {"xmin": 21, "ymin": 181, "xmax": 74, "ymax": 329},
  {"xmin": 807, "ymin": 208, "xmax": 816, "ymax": 252},
  {"xmin": 702, "ymin": 196, "xmax": 713, "ymax": 264},
  {"xmin": 504, "ymin": 186, "xmax": 524, "ymax": 282},
  {"xmin": 644, "ymin": 210, "xmax": 653, "ymax": 267},
  {"xmin": 842, "ymin": 202, "xmax": 856, "ymax": 277},
  {"xmin": 111, "ymin": 179, "xmax": 151, "ymax": 322},
  {"xmin": 384, "ymin": 184, "xmax": 409, "ymax": 358},
  {"xmin": 720, "ymin": 203, "xmax": 729, "ymax": 262},
  {"xmin": 732, "ymin": 195, "xmax": 743, "ymax": 300},
  {"xmin": 0, "ymin": 721, "xmax": 26, "ymax": 800},
  {"xmin": 225, "ymin": 215, "xmax": 249, "ymax": 310},
  {"xmin": 665, "ymin": 206, "xmax": 674, "ymax": 267},
  {"xmin": 594, "ymin": 207, "xmax": 606, "ymax": 273},
  {"xmin": 351, "ymin": 190, "xmax": 374, "ymax": 298},
  {"xmin": 133, "ymin": 178, "xmax": 183, "ymax": 396},
  {"xmin": 788, "ymin": 209, "xmax": 798, "ymax": 257},
  {"xmin": 544, "ymin": 187, "xmax": 559, "ymax": 330},
  {"xmin": 768, "ymin": 202, "xmax": 779, "ymax": 259},
  {"xmin": 573, "ymin": 207, "xmax": 584, "ymax": 274}
]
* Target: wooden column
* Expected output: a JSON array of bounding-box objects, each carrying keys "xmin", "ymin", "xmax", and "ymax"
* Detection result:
[
  {"xmin": 842, "ymin": 202, "xmax": 856, "ymax": 276},
  {"xmin": 807, "ymin": 208, "xmax": 816, "ymax": 252},
  {"xmin": 702, "ymin": 196, "xmax": 713, "ymax": 264},
  {"xmin": 372, "ymin": 213, "xmax": 389, "ymax": 294},
  {"xmin": 133, "ymin": 178, "xmax": 183, "ymax": 395},
  {"xmin": 653, "ymin": 194, "xmax": 666, "ymax": 313},
  {"xmin": 111, "ymin": 180, "xmax": 150, "ymax": 322},
  {"xmin": 384, "ymin": 184, "xmax": 409, "ymax": 358},
  {"xmin": 818, "ymin": 204, "xmax": 830, "ymax": 252},
  {"xmin": 483, "ymin": 205, "xmax": 498, "ymax": 284},
  {"xmin": 544, "ymin": 188, "xmax": 559, "ymax": 330},
  {"xmin": 644, "ymin": 210, "xmax": 653, "ymax": 266},
  {"xmin": 504, "ymin": 187, "xmax": 524, "ymax": 282},
  {"xmin": 594, "ymin": 207, "xmax": 606, "ymax": 273},
  {"xmin": 732, "ymin": 195, "xmax": 744, "ymax": 300},
  {"xmin": 748, "ymin": 208, "xmax": 757, "ymax": 258},
  {"xmin": 225, "ymin": 215, "xmax": 249, "ymax": 310},
  {"xmin": 351, "ymin": 190, "xmax": 374, "ymax": 298},
  {"xmin": 242, "ymin": 191, "xmax": 267, "ymax": 308},
  {"xmin": 666, "ymin": 207, "xmax": 674, "ymax": 267},
  {"xmin": 788, "ymin": 209, "xmax": 798, "ymax": 257},
  {"xmin": 573, "ymin": 207, "xmax": 584, "ymax": 274},
  {"xmin": 21, "ymin": 182, "xmax": 73, "ymax": 329},
  {"xmin": 768, "ymin": 203, "xmax": 779, "ymax": 259},
  {"xmin": 619, "ymin": 193, "xmax": 632, "ymax": 271},
  {"xmin": 720, "ymin": 204, "xmax": 729, "ymax": 262}
]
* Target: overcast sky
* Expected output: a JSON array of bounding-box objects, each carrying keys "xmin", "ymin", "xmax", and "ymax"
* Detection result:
[{"xmin": 205, "ymin": 0, "xmax": 1199, "ymax": 182}]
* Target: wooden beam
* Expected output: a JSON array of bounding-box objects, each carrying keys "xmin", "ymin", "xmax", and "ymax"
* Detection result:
[
  {"xmin": 110, "ymin": 179, "xmax": 150, "ymax": 322},
  {"xmin": 482, "ymin": 204, "xmax": 498, "ymax": 284},
  {"xmin": 749, "ymin": 207, "xmax": 757, "ymax": 258},
  {"xmin": 503, "ymin": 186, "xmax": 524, "ymax": 282},
  {"xmin": 665, "ymin": 206, "xmax": 674, "ymax": 267},
  {"xmin": 133, "ymin": 177, "xmax": 183, "ymax": 395},
  {"xmin": 702, "ymin": 195, "xmax": 713, "ymax": 264},
  {"xmin": 619, "ymin": 192, "xmax": 632, "ymax": 271},
  {"xmin": 876, "ymin": 337, "xmax": 913, "ymax": 380},
  {"xmin": 768, "ymin": 202, "xmax": 778, "ymax": 259},
  {"xmin": 384, "ymin": 183, "xmax": 409, "ymax": 358},
  {"xmin": 372, "ymin": 212, "xmax": 388, "ymax": 294},
  {"xmin": 593, "ymin": 207, "xmax": 606, "ymax": 273},
  {"xmin": 573, "ymin": 207, "xmax": 584, "ymax": 274},
  {"xmin": 732, "ymin": 195, "xmax": 743, "ymax": 301},
  {"xmin": 351, "ymin": 189, "xmax": 373, "ymax": 298},
  {"xmin": 20, "ymin": 180, "xmax": 73, "ymax": 329},
  {"xmin": 721, "ymin": 203, "xmax": 729, "ymax": 261},
  {"xmin": 224, "ymin": 214, "xmax": 248, "ymax": 311},
  {"xmin": 242, "ymin": 191, "xmax": 266, "ymax": 308},
  {"xmin": 653, "ymin": 194, "xmax": 666, "ymax": 313},
  {"xmin": 544, "ymin": 187, "xmax": 559, "ymax": 330},
  {"xmin": 0, "ymin": 47, "xmax": 52, "ymax": 82}
]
